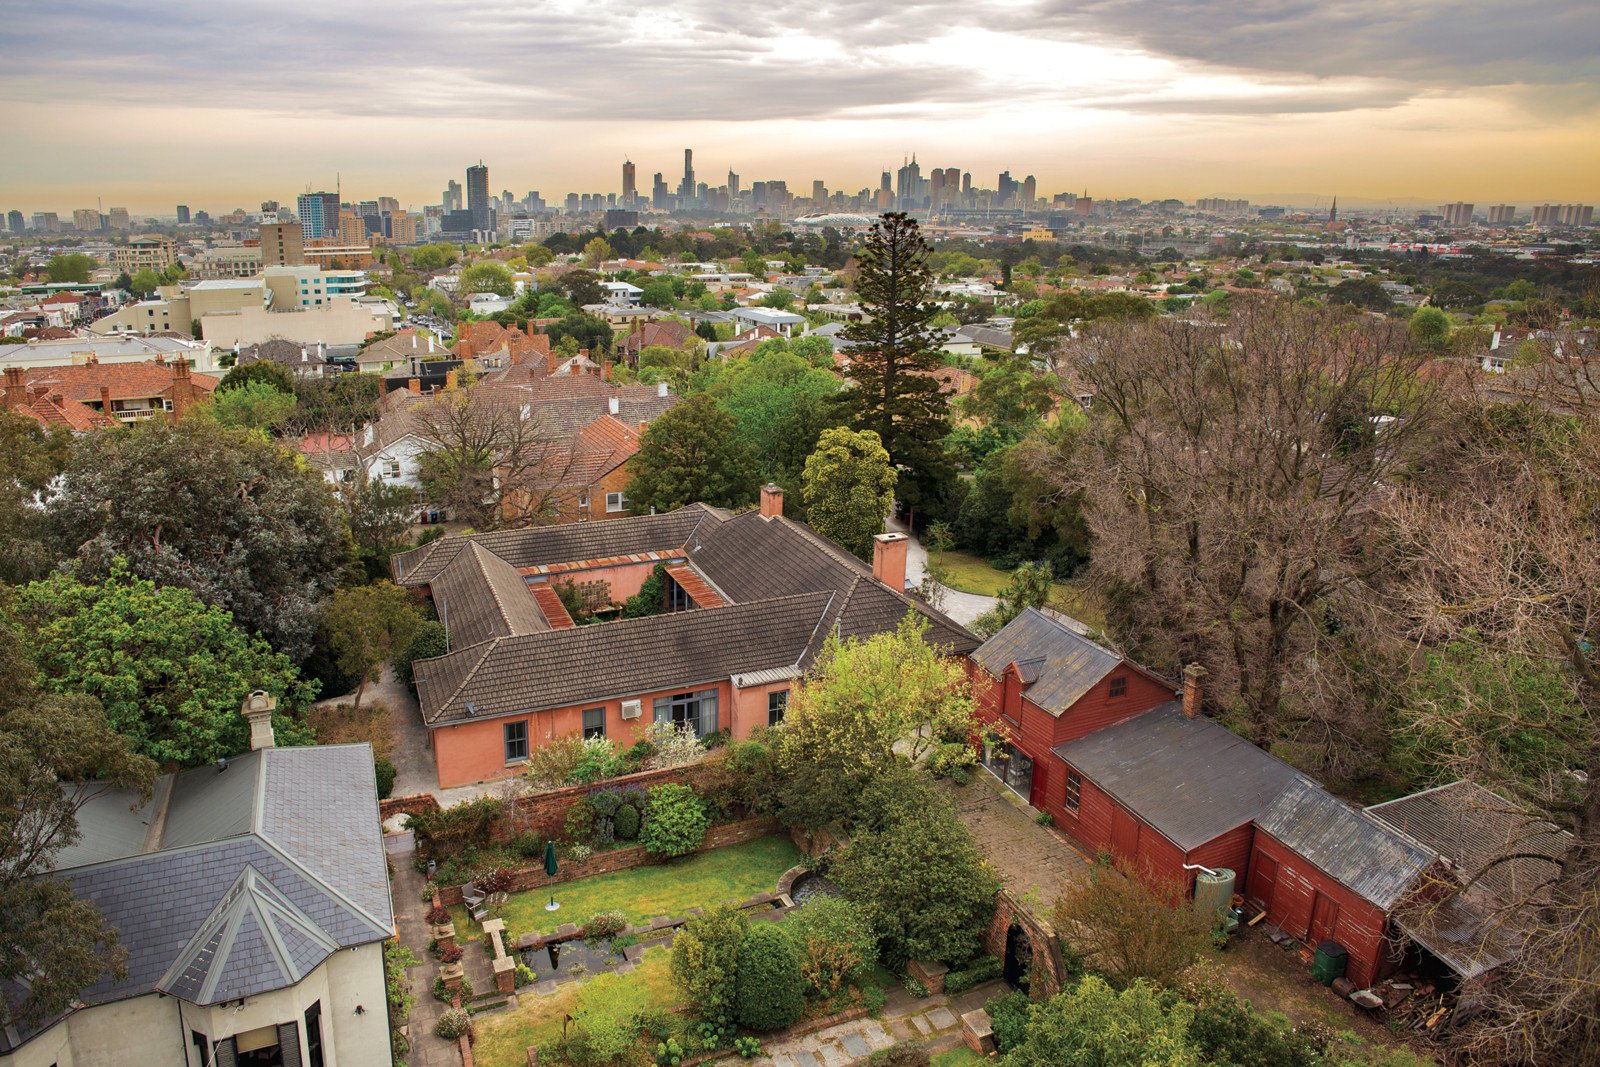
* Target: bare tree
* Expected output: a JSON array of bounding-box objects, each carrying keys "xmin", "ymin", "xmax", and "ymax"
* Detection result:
[
  {"xmin": 410, "ymin": 386, "xmax": 582, "ymax": 529},
  {"xmin": 1030, "ymin": 299, "xmax": 1455, "ymax": 776}
]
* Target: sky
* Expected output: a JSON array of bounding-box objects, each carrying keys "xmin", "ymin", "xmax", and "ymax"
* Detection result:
[{"xmin": 4, "ymin": 0, "xmax": 1598, "ymax": 214}]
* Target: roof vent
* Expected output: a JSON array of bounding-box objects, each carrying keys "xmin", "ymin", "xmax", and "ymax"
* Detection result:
[{"xmin": 465, "ymin": 699, "xmax": 477, "ymax": 716}]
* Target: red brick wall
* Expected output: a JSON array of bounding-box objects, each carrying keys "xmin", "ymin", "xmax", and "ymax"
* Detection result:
[
  {"xmin": 503, "ymin": 761, "xmax": 708, "ymax": 841},
  {"xmin": 381, "ymin": 792, "xmax": 442, "ymax": 823}
]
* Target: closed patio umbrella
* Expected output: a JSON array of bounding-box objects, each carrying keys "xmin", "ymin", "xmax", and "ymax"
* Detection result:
[{"xmin": 544, "ymin": 840, "xmax": 560, "ymax": 911}]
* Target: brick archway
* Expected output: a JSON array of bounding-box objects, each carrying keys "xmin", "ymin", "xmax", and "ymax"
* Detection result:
[{"xmin": 982, "ymin": 890, "xmax": 1065, "ymax": 1000}]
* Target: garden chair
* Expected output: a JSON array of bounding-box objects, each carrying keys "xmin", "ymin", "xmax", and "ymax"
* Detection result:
[{"xmin": 461, "ymin": 882, "xmax": 490, "ymax": 922}]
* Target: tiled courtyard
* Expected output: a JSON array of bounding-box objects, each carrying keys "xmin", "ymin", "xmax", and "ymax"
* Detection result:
[{"xmin": 946, "ymin": 771, "xmax": 1089, "ymax": 912}]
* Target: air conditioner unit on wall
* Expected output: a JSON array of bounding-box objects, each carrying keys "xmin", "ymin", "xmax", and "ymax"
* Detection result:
[{"xmin": 620, "ymin": 699, "xmax": 642, "ymax": 720}]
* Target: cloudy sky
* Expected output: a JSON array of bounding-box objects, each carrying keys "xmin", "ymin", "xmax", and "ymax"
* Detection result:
[{"xmin": 5, "ymin": 0, "xmax": 1597, "ymax": 213}]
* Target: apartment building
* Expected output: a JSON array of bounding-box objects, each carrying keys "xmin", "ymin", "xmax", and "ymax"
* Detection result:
[{"xmin": 109, "ymin": 235, "xmax": 179, "ymax": 272}]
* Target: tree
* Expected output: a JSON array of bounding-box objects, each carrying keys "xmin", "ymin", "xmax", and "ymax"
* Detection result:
[
  {"xmin": 13, "ymin": 562, "xmax": 316, "ymax": 766},
  {"xmin": 393, "ymin": 620, "xmax": 448, "ymax": 696},
  {"xmin": 321, "ymin": 582, "xmax": 422, "ymax": 709},
  {"xmin": 218, "ymin": 360, "xmax": 294, "ymax": 394},
  {"xmin": 1001, "ymin": 977, "xmax": 1200, "ymax": 1067},
  {"xmin": 559, "ymin": 269, "xmax": 604, "ymax": 307},
  {"xmin": 0, "ymin": 410, "xmax": 68, "ymax": 585},
  {"xmin": 410, "ymin": 244, "xmax": 459, "ymax": 272},
  {"xmin": 831, "ymin": 786, "xmax": 998, "ymax": 969},
  {"xmin": 801, "ymin": 428, "xmax": 896, "ymax": 561},
  {"xmin": 836, "ymin": 213, "xmax": 954, "ymax": 517},
  {"xmin": 785, "ymin": 896, "xmax": 876, "ymax": 998},
  {"xmin": 459, "ymin": 261, "xmax": 514, "ymax": 298},
  {"xmin": 704, "ymin": 346, "xmax": 839, "ymax": 487},
  {"xmin": 639, "ymin": 782, "xmax": 709, "ymax": 858},
  {"xmin": 46, "ymin": 253, "xmax": 95, "ymax": 284},
  {"xmin": 343, "ymin": 479, "xmax": 418, "ymax": 578},
  {"xmin": 412, "ymin": 387, "xmax": 578, "ymax": 529},
  {"xmin": 971, "ymin": 561, "xmax": 1054, "ymax": 638},
  {"xmin": 734, "ymin": 925, "xmax": 805, "ymax": 1031},
  {"xmin": 544, "ymin": 312, "xmax": 614, "ymax": 355},
  {"xmin": 286, "ymin": 372, "xmax": 382, "ymax": 435},
  {"xmin": 1052, "ymin": 862, "xmax": 1212, "ymax": 988},
  {"xmin": 1408, "ymin": 306, "xmax": 1452, "ymax": 348},
  {"xmin": 774, "ymin": 615, "xmax": 978, "ymax": 829},
  {"xmin": 0, "ymin": 624, "xmax": 156, "ymax": 1031},
  {"xmin": 127, "ymin": 267, "xmax": 162, "ymax": 297},
  {"xmin": 47, "ymin": 417, "xmax": 349, "ymax": 661},
  {"xmin": 758, "ymin": 289, "xmax": 795, "ymax": 310},
  {"xmin": 627, "ymin": 393, "xmax": 756, "ymax": 512},
  {"xmin": 964, "ymin": 354, "xmax": 1057, "ymax": 436},
  {"xmin": 1036, "ymin": 301, "xmax": 1449, "ymax": 775},
  {"xmin": 670, "ymin": 904, "xmax": 747, "ymax": 1018},
  {"xmin": 208, "ymin": 380, "xmax": 297, "ymax": 432},
  {"xmin": 1326, "ymin": 277, "xmax": 1393, "ymax": 311},
  {"xmin": 581, "ymin": 237, "xmax": 614, "ymax": 268}
]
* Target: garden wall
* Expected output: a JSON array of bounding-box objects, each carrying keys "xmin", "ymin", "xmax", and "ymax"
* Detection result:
[
  {"xmin": 983, "ymin": 888, "xmax": 1067, "ymax": 1000},
  {"xmin": 437, "ymin": 816, "xmax": 779, "ymax": 904},
  {"xmin": 502, "ymin": 761, "xmax": 711, "ymax": 841},
  {"xmin": 381, "ymin": 792, "xmax": 442, "ymax": 823}
]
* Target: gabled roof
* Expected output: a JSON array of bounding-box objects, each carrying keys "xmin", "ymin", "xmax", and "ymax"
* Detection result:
[
  {"xmin": 1258, "ymin": 777, "xmax": 1434, "ymax": 909},
  {"xmin": 973, "ymin": 608, "xmax": 1130, "ymax": 716},
  {"xmin": 1053, "ymin": 703, "xmax": 1303, "ymax": 851},
  {"xmin": 432, "ymin": 541, "xmax": 552, "ymax": 648}
]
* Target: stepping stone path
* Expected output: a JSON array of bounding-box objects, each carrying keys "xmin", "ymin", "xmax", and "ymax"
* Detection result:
[{"xmin": 757, "ymin": 1003, "xmax": 966, "ymax": 1067}]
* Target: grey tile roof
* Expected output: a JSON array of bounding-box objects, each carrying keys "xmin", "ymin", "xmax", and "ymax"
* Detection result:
[
  {"xmin": 973, "ymin": 608, "xmax": 1126, "ymax": 715},
  {"xmin": 1258, "ymin": 777, "xmax": 1434, "ymax": 909},
  {"xmin": 432, "ymin": 541, "xmax": 551, "ymax": 649},
  {"xmin": 415, "ymin": 592, "xmax": 836, "ymax": 725},
  {"xmin": 40, "ymin": 744, "xmax": 393, "ymax": 1020},
  {"xmin": 1053, "ymin": 704, "xmax": 1303, "ymax": 851}
]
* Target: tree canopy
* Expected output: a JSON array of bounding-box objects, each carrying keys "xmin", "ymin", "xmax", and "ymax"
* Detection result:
[
  {"xmin": 627, "ymin": 393, "xmax": 756, "ymax": 512},
  {"xmin": 801, "ymin": 427, "xmax": 896, "ymax": 561}
]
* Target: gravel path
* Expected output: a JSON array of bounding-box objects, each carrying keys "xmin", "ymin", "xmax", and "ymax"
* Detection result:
[{"xmin": 887, "ymin": 516, "xmax": 998, "ymax": 628}]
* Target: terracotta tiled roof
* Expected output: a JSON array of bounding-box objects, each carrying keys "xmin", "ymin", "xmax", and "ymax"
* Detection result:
[
  {"xmin": 527, "ymin": 584, "xmax": 576, "ymax": 630},
  {"xmin": 664, "ymin": 563, "xmax": 726, "ymax": 608},
  {"xmin": 20, "ymin": 361, "xmax": 218, "ymax": 403}
]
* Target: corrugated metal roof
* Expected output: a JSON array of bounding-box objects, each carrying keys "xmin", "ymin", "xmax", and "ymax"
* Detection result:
[
  {"xmin": 1258, "ymin": 778, "xmax": 1434, "ymax": 909},
  {"xmin": 974, "ymin": 608, "xmax": 1129, "ymax": 716},
  {"xmin": 1052, "ymin": 704, "xmax": 1303, "ymax": 851}
]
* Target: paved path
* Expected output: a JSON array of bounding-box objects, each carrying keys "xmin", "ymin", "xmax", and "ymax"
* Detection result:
[
  {"xmin": 392, "ymin": 854, "xmax": 466, "ymax": 1067},
  {"xmin": 755, "ymin": 981, "xmax": 1003, "ymax": 1067},
  {"xmin": 945, "ymin": 771, "xmax": 1088, "ymax": 913},
  {"xmin": 887, "ymin": 517, "xmax": 998, "ymax": 628}
]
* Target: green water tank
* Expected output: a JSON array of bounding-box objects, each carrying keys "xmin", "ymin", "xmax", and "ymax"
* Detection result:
[
  {"xmin": 1312, "ymin": 940, "xmax": 1349, "ymax": 986},
  {"xmin": 1193, "ymin": 867, "xmax": 1236, "ymax": 923}
]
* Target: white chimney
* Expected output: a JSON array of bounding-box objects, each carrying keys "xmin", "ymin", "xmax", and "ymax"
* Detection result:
[
  {"xmin": 242, "ymin": 690, "xmax": 277, "ymax": 750},
  {"xmin": 428, "ymin": 336, "xmax": 435, "ymax": 354},
  {"xmin": 657, "ymin": 381, "xmax": 668, "ymax": 397},
  {"xmin": 608, "ymin": 396, "xmax": 620, "ymax": 415},
  {"xmin": 411, "ymin": 333, "xmax": 418, "ymax": 350}
]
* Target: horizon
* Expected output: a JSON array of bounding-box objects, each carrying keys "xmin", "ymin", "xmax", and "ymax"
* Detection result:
[{"xmin": 3, "ymin": 1, "xmax": 1597, "ymax": 216}]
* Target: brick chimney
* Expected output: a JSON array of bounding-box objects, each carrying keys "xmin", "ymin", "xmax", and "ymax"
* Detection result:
[
  {"xmin": 547, "ymin": 348, "xmax": 561, "ymax": 375},
  {"xmin": 445, "ymin": 369, "xmax": 458, "ymax": 390},
  {"xmin": 407, "ymin": 377, "xmax": 421, "ymax": 395},
  {"xmin": 99, "ymin": 385, "xmax": 112, "ymax": 412},
  {"xmin": 759, "ymin": 483, "xmax": 784, "ymax": 519},
  {"xmin": 1182, "ymin": 663, "xmax": 1206, "ymax": 719},
  {"xmin": 458, "ymin": 337, "xmax": 474, "ymax": 361},
  {"xmin": 2, "ymin": 366, "xmax": 26, "ymax": 409},
  {"xmin": 242, "ymin": 690, "xmax": 277, "ymax": 750},
  {"xmin": 169, "ymin": 359, "xmax": 197, "ymax": 417},
  {"xmin": 872, "ymin": 532, "xmax": 908, "ymax": 592}
]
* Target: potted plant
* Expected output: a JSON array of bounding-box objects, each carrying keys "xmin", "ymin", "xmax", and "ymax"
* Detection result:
[
  {"xmin": 427, "ymin": 905, "xmax": 455, "ymax": 942},
  {"xmin": 439, "ymin": 942, "xmax": 465, "ymax": 982}
]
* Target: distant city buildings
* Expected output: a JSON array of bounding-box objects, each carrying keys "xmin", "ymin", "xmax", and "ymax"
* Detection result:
[{"xmin": 1439, "ymin": 202, "xmax": 1475, "ymax": 227}]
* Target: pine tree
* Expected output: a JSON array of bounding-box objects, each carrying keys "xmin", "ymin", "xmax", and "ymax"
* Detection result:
[{"xmin": 837, "ymin": 213, "xmax": 953, "ymax": 518}]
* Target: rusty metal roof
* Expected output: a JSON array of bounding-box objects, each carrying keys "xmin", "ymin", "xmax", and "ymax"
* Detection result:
[{"xmin": 1258, "ymin": 777, "xmax": 1434, "ymax": 909}]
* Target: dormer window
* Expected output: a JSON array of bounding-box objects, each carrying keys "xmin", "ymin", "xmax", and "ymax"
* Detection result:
[{"xmin": 1108, "ymin": 676, "xmax": 1127, "ymax": 698}]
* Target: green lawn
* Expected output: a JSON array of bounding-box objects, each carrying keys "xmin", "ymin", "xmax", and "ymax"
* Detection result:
[
  {"xmin": 933, "ymin": 550, "xmax": 1108, "ymax": 632},
  {"xmin": 451, "ymin": 834, "xmax": 801, "ymax": 941},
  {"xmin": 472, "ymin": 946, "xmax": 678, "ymax": 1067},
  {"xmin": 932, "ymin": 1049, "xmax": 990, "ymax": 1067}
]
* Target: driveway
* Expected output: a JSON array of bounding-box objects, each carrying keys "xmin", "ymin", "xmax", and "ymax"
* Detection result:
[
  {"xmin": 944, "ymin": 771, "xmax": 1088, "ymax": 914},
  {"xmin": 887, "ymin": 517, "xmax": 999, "ymax": 628}
]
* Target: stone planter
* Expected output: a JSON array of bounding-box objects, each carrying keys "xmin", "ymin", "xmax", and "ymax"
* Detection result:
[
  {"xmin": 441, "ymin": 960, "xmax": 465, "ymax": 988},
  {"xmin": 431, "ymin": 921, "xmax": 456, "ymax": 943}
]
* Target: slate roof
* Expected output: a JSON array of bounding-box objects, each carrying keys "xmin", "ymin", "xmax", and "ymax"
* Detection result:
[
  {"xmin": 28, "ymin": 745, "xmax": 392, "ymax": 1031},
  {"xmin": 1257, "ymin": 777, "xmax": 1434, "ymax": 909},
  {"xmin": 973, "ymin": 608, "xmax": 1131, "ymax": 715},
  {"xmin": 1052, "ymin": 703, "xmax": 1304, "ymax": 851},
  {"xmin": 414, "ymin": 592, "xmax": 837, "ymax": 724}
]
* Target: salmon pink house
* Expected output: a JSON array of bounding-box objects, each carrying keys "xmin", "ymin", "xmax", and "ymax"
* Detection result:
[{"xmin": 393, "ymin": 485, "xmax": 977, "ymax": 789}]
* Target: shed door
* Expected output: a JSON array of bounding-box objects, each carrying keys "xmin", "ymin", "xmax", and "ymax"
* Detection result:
[
  {"xmin": 1310, "ymin": 892, "xmax": 1341, "ymax": 946},
  {"xmin": 1245, "ymin": 849, "xmax": 1278, "ymax": 911},
  {"xmin": 1111, "ymin": 806, "xmax": 1139, "ymax": 862}
]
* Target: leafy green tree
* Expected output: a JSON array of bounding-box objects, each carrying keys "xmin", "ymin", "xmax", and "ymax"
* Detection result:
[
  {"xmin": 46, "ymin": 253, "xmax": 95, "ymax": 284},
  {"xmin": 801, "ymin": 427, "xmax": 897, "ymax": 561},
  {"xmin": 1408, "ymin": 306, "xmax": 1452, "ymax": 348},
  {"xmin": 459, "ymin": 261, "xmax": 515, "ymax": 298},
  {"xmin": 581, "ymin": 237, "xmax": 614, "ymax": 268},
  {"xmin": 0, "ymin": 625, "xmax": 156, "ymax": 1030},
  {"xmin": 964, "ymin": 355, "xmax": 1057, "ymax": 435},
  {"xmin": 410, "ymin": 244, "xmax": 459, "ymax": 272},
  {"xmin": 523, "ymin": 244, "xmax": 554, "ymax": 267},
  {"xmin": 639, "ymin": 279, "xmax": 678, "ymax": 309},
  {"xmin": 544, "ymin": 312, "xmax": 614, "ymax": 355},
  {"xmin": 1001, "ymin": 977, "xmax": 1200, "ymax": 1067},
  {"xmin": 735, "ymin": 925, "xmax": 805, "ymax": 1031},
  {"xmin": 670, "ymin": 904, "xmax": 747, "ymax": 1018},
  {"xmin": 1326, "ymin": 277, "xmax": 1393, "ymax": 311},
  {"xmin": 218, "ymin": 360, "xmax": 295, "ymax": 394},
  {"xmin": 321, "ymin": 582, "xmax": 422, "ymax": 709},
  {"xmin": 1431, "ymin": 280, "xmax": 1484, "ymax": 310},
  {"xmin": 393, "ymin": 620, "xmax": 448, "ymax": 696},
  {"xmin": 13, "ymin": 562, "xmax": 316, "ymax": 766},
  {"xmin": 343, "ymin": 479, "xmax": 418, "ymax": 579},
  {"xmin": 640, "ymin": 782, "xmax": 709, "ymax": 858},
  {"xmin": 836, "ymin": 213, "xmax": 954, "ymax": 517},
  {"xmin": 703, "ymin": 346, "xmax": 838, "ymax": 487},
  {"xmin": 287, "ymin": 372, "xmax": 382, "ymax": 435},
  {"xmin": 758, "ymin": 289, "xmax": 795, "ymax": 310},
  {"xmin": 559, "ymin": 269, "xmax": 604, "ymax": 307},
  {"xmin": 208, "ymin": 380, "xmax": 297, "ymax": 432},
  {"xmin": 971, "ymin": 561, "xmax": 1054, "ymax": 638},
  {"xmin": 785, "ymin": 896, "xmax": 876, "ymax": 998},
  {"xmin": 128, "ymin": 267, "xmax": 162, "ymax": 297},
  {"xmin": 628, "ymin": 393, "xmax": 756, "ymax": 512},
  {"xmin": 0, "ymin": 411, "xmax": 69, "ymax": 585},
  {"xmin": 46, "ymin": 417, "xmax": 349, "ymax": 660}
]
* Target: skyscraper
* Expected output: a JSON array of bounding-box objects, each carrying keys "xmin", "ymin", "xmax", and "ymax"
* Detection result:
[
  {"xmin": 622, "ymin": 160, "xmax": 637, "ymax": 204},
  {"xmin": 466, "ymin": 162, "xmax": 490, "ymax": 233},
  {"xmin": 1022, "ymin": 175, "xmax": 1037, "ymax": 210},
  {"xmin": 295, "ymin": 192, "xmax": 339, "ymax": 239},
  {"xmin": 6, "ymin": 210, "xmax": 23, "ymax": 234},
  {"xmin": 652, "ymin": 172, "xmax": 668, "ymax": 209},
  {"xmin": 728, "ymin": 169, "xmax": 740, "ymax": 199},
  {"xmin": 678, "ymin": 149, "xmax": 695, "ymax": 202},
  {"xmin": 443, "ymin": 180, "xmax": 462, "ymax": 212},
  {"xmin": 176, "ymin": 204, "xmax": 191, "ymax": 225},
  {"xmin": 812, "ymin": 180, "xmax": 827, "ymax": 203}
]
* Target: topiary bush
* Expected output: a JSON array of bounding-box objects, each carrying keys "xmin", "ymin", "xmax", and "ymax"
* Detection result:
[
  {"xmin": 734, "ymin": 925, "xmax": 805, "ymax": 1032},
  {"xmin": 640, "ymin": 783, "xmax": 708, "ymax": 858},
  {"xmin": 613, "ymin": 802, "xmax": 641, "ymax": 841},
  {"xmin": 435, "ymin": 1007, "xmax": 471, "ymax": 1040}
]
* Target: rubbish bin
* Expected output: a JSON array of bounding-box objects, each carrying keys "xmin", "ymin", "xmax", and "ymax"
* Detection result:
[{"xmin": 1312, "ymin": 940, "xmax": 1348, "ymax": 986}]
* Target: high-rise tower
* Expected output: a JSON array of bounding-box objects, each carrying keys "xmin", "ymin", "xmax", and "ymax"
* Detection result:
[
  {"xmin": 466, "ymin": 161, "xmax": 490, "ymax": 233},
  {"xmin": 622, "ymin": 160, "xmax": 637, "ymax": 204},
  {"xmin": 678, "ymin": 149, "xmax": 695, "ymax": 202}
]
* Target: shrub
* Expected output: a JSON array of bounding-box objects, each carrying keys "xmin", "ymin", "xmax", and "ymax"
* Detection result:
[
  {"xmin": 583, "ymin": 910, "xmax": 628, "ymax": 940},
  {"xmin": 394, "ymin": 620, "xmax": 448, "ymax": 695},
  {"xmin": 1034, "ymin": 811, "xmax": 1053, "ymax": 827},
  {"xmin": 525, "ymin": 734, "xmax": 586, "ymax": 790},
  {"xmin": 785, "ymin": 895, "xmax": 876, "ymax": 998},
  {"xmin": 735, "ymin": 924, "xmax": 805, "ymax": 1032},
  {"xmin": 433, "ymin": 974, "xmax": 473, "ymax": 1002},
  {"xmin": 1000, "ymin": 976, "xmax": 1198, "ymax": 1067},
  {"xmin": 561, "ymin": 1014, "xmax": 638, "ymax": 1067},
  {"xmin": 1051, "ymin": 862, "xmax": 1211, "ymax": 989},
  {"xmin": 642, "ymin": 720, "xmax": 705, "ymax": 769},
  {"xmin": 512, "ymin": 832, "xmax": 544, "ymax": 858},
  {"xmin": 656, "ymin": 1038, "xmax": 687, "ymax": 1066},
  {"xmin": 411, "ymin": 796, "xmax": 504, "ymax": 859},
  {"xmin": 374, "ymin": 757, "xmax": 397, "ymax": 799},
  {"xmin": 437, "ymin": 942, "xmax": 463, "ymax": 964},
  {"xmin": 435, "ymin": 1007, "xmax": 471, "ymax": 1040},
  {"xmin": 426, "ymin": 906, "xmax": 451, "ymax": 926},
  {"xmin": 613, "ymin": 802, "xmax": 641, "ymax": 840},
  {"xmin": 589, "ymin": 788, "xmax": 623, "ymax": 819},
  {"xmin": 860, "ymin": 982, "xmax": 887, "ymax": 1016},
  {"xmin": 565, "ymin": 797, "xmax": 597, "ymax": 844},
  {"xmin": 476, "ymin": 867, "xmax": 514, "ymax": 894},
  {"xmin": 670, "ymin": 904, "xmax": 747, "ymax": 1017},
  {"xmin": 568, "ymin": 843, "xmax": 594, "ymax": 861},
  {"xmin": 572, "ymin": 736, "xmax": 623, "ymax": 783},
  {"xmin": 515, "ymin": 962, "xmax": 536, "ymax": 986},
  {"xmin": 420, "ymin": 880, "xmax": 439, "ymax": 902},
  {"xmin": 1179, "ymin": 959, "xmax": 1327, "ymax": 1067},
  {"xmin": 867, "ymin": 1041, "xmax": 929, "ymax": 1067},
  {"xmin": 733, "ymin": 1035, "xmax": 763, "ymax": 1058},
  {"xmin": 986, "ymin": 990, "xmax": 1033, "ymax": 1053},
  {"xmin": 943, "ymin": 955, "xmax": 1003, "ymax": 994},
  {"xmin": 640, "ymin": 783, "xmax": 709, "ymax": 858}
]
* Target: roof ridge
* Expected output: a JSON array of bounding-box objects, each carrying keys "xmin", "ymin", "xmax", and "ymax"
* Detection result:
[
  {"xmin": 467, "ymin": 541, "xmax": 518, "ymax": 633},
  {"xmin": 248, "ymin": 831, "xmax": 393, "ymax": 940},
  {"xmin": 433, "ymin": 639, "xmax": 503, "ymax": 725}
]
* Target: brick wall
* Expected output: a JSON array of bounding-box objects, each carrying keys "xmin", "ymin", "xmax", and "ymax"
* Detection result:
[
  {"xmin": 381, "ymin": 792, "xmax": 442, "ymax": 823},
  {"xmin": 982, "ymin": 889, "xmax": 1066, "ymax": 1001},
  {"xmin": 502, "ymin": 761, "xmax": 714, "ymax": 841}
]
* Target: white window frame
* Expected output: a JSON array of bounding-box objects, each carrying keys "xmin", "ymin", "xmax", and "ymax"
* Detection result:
[{"xmin": 605, "ymin": 491, "xmax": 626, "ymax": 513}]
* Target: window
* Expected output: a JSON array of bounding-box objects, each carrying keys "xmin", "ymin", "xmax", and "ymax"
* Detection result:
[
  {"xmin": 669, "ymin": 577, "xmax": 693, "ymax": 613},
  {"xmin": 1108, "ymin": 676, "xmax": 1127, "ymax": 698},
  {"xmin": 1065, "ymin": 771, "xmax": 1081, "ymax": 813},
  {"xmin": 606, "ymin": 491, "xmax": 627, "ymax": 513},
  {"xmin": 652, "ymin": 689, "xmax": 718, "ymax": 737},
  {"xmin": 503, "ymin": 720, "xmax": 528, "ymax": 763},
  {"xmin": 305, "ymin": 1001, "xmax": 325, "ymax": 1067},
  {"xmin": 385, "ymin": 459, "xmax": 402, "ymax": 480},
  {"xmin": 767, "ymin": 690, "xmax": 788, "ymax": 726},
  {"xmin": 983, "ymin": 741, "xmax": 1034, "ymax": 801},
  {"xmin": 577, "ymin": 490, "xmax": 590, "ymax": 509},
  {"xmin": 582, "ymin": 707, "xmax": 605, "ymax": 739}
]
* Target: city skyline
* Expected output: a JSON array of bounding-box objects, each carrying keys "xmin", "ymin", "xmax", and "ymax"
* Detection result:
[{"xmin": 3, "ymin": 1, "xmax": 1597, "ymax": 213}]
